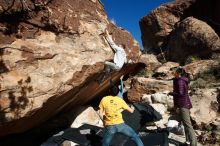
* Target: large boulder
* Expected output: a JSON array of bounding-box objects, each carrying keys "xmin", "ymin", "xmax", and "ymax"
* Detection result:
[
  {"xmin": 139, "ymin": 0, "xmax": 195, "ymax": 53},
  {"xmin": 0, "ymin": 0, "xmax": 142, "ymax": 136},
  {"xmin": 167, "ymin": 17, "xmax": 220, "ymax": 64},
  {"xmin": 192, "ymin": 0, "xmax": 220, "ymax": 36},
  {"xmin": 140, "ymin": 0, "xmax": 220, "ymax": 63}
]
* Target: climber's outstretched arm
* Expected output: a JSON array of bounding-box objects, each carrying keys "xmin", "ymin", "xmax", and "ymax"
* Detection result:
[{"xmin": 105, "ymin": 30, "xmax": 123, "ymax": 52}]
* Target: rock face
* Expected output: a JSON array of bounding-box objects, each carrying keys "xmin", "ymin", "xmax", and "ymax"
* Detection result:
[
  {"xmin": 190, "ymin": 88, "xmax": 219, "ymax": 124},
  {"xmin": 153, "ymin": 61, "xmax": 179, "ymax": 80},
  {"xmin": 140, "ymin": 0, "xmax": 220, "ymax": 63},
  {"xmin": 167, "ymin": 17, "xmax": 220, "ymax": 64},
  {"xmin": 128, "ymin": 77, "xmax": 172, "ymax": 102},
  {"xmin": 139, "ymin": 54, "xmax": 161, "ymax": 71},
  {"xmin": 184, "ymin": 60, "xmax": 219, "ymax": 79},
  {"xmin": 139, "ymin": 0, "xmax": 195, "ymax": 53},
  {"xmin": 0, "ymin": 0, "xmax": 142, "ymax": 136}
]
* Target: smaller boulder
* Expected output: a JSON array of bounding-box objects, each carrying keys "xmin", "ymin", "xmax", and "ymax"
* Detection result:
[
  {"xmin": 153, "ymin": 62, "xmax": 179, "ymax": 80},
  {"xmin": 71, "ymin": 106, "xmax": 103, "ymax": 128}
]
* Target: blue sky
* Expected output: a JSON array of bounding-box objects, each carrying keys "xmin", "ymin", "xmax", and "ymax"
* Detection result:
[{"xmin": 102, "ymin": 0, "xmax": 173, "ymax": 49}]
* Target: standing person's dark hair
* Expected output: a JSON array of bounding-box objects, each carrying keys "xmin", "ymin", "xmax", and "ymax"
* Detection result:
[
  {"xmin": 168, "ymin": 67, "xmax": 197, "ymax": 146},
  {"xmin": 175, "ymin": 67, "xmax": 190, "ymax": 82}
]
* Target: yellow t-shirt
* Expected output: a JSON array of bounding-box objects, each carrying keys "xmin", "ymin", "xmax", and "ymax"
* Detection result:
[{"xmin": 99, "ymin": 96, "xmax": 129, "ymax": 126}]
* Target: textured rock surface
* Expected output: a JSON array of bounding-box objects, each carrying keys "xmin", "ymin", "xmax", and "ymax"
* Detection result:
[
  {"xmin": 184, "ymin": 60, "xmax": 219, "ymax": 79},
  {"xmin": 139, "ymin": 53, "xmax": 161, "ymax": 71},
  {"xmin": 167, "ymin": 17, "xmax": 220, "ymax": 63},
  {"xmin": 151, "ymin": 93, "xmax": 173, "ymax": 106},
  {"xmin": 140, "ymin": 0, "xmax": 220, "ymax": 63},
  {"xmin": 139, "ymin": 0, "xmax": 195, "ymax": 52},
  {"xmin": 71, "ymin": 106, "xmax": 103, "ymax": 128},
  {"xmin": 128, "ymin": 77, "xmax": 172, "ymax": 102},
  {"xmin": 153, "ymin": 61, "xmax": 179, "ymax": 80},
  {"xmin": 190, "ymin": 88, "xmax": 218, "ymax": 124},
  {"xmin": 0, "ymin": 0, "xmax": 142, "ymax": 136}
]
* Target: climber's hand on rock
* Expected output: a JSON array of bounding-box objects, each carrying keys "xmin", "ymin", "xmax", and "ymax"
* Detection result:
[{"xmin": 105, "ymin": 29, "xmax": 110, "ymax": 36}]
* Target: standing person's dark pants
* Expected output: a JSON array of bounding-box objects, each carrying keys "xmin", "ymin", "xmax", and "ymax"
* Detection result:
[{"xmin": 179, "ymin": 108, "xmax": 197, "ymax": 146}]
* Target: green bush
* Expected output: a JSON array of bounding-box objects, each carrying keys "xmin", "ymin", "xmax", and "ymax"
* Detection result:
[
  {"xmin": 185, "ymin": 55, "xmax": 201, "ymax": 64},
  {"xmin": 190, "ymin": 78, "xmax": 207, "ymax": 89},
  {"xmin": 136, "ymin": 69, "xmax": 152, "ymax": 78},
  {"xmin": 189, "ymin": 64, "xmax": 220, "ymax": 89}
]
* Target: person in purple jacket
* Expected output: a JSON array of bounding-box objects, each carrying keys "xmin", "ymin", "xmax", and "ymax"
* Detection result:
[{"xmin": 168, "ymin": 67, "xmax": 197, "ymax": 146}]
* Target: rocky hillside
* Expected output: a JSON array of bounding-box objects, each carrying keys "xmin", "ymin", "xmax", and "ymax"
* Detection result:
[
  {"xmin": 138, "ymin": 0, "xmax": 220, "ymax": 144},
  {"xmin": 0, "ymin": 0, "xmax": 143, "ymax": 137},
  {"xmin": 140, "ymin": 0, "xmax": 220, "ymax": 64}
]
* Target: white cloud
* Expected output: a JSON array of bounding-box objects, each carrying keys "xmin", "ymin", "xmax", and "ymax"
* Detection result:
[{"xmin": 110, "ymin": 18, "xmax": 116, "ymax": 25}]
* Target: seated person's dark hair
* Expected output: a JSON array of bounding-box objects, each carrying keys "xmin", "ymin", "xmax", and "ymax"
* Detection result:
[
  {"xmin": 122, "ymin": 74, "xmax": 130, "ymax": 81},
  {"xmin": 110, "ymin": 85, "xmax": 119, "ymax": 96}
]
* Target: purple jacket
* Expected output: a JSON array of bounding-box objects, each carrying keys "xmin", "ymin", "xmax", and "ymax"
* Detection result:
[{"xmin": 170, "ymin": 76, "xmax": 192, "ymax": 109}]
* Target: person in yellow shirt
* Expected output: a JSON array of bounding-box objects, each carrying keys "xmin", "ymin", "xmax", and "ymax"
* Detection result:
[{"xmin": 98, "ymin": 85, "xmax": 144, "ymax": 146}]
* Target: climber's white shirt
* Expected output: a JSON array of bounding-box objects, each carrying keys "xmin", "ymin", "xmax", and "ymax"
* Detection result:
[{"xmin": 106, "ymin": 35, "xmax": 127, "ymax": 69}]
